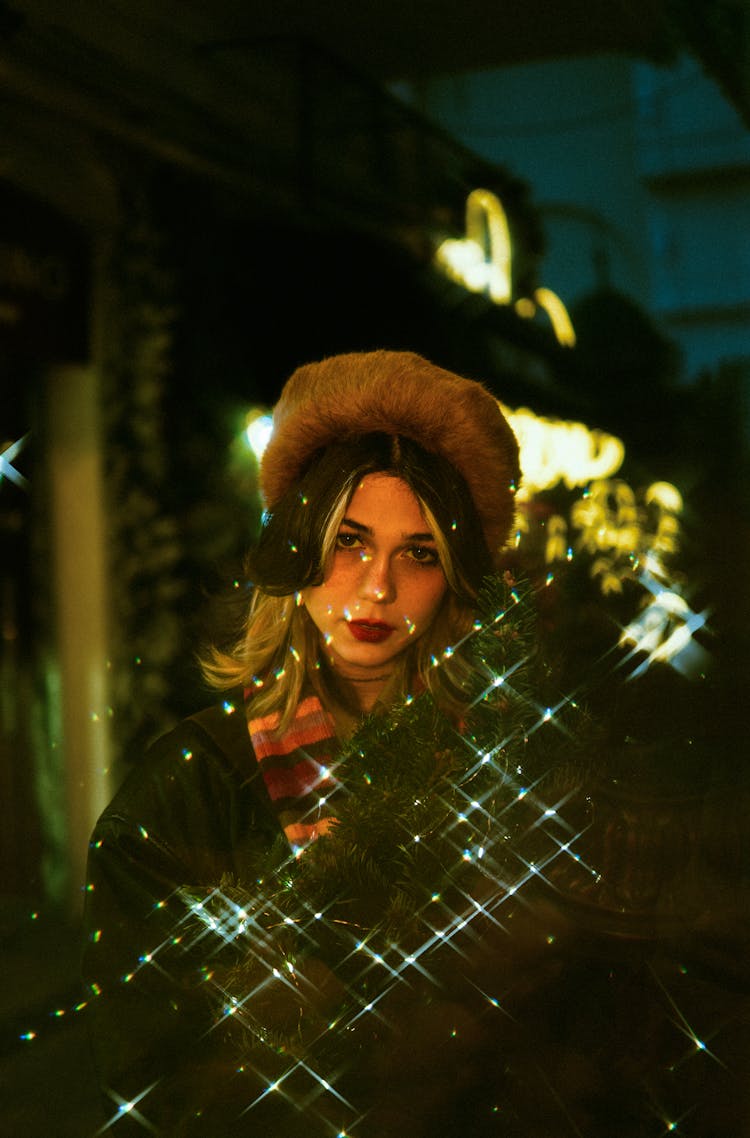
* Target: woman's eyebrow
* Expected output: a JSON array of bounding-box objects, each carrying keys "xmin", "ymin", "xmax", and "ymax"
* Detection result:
[
  {"xmin": 340, "ymin": 517, "xmax": 435, "ymax": 542},
  {"xmin": 340, "ymin": 516, "xmax": 371, "ymax": 534}
]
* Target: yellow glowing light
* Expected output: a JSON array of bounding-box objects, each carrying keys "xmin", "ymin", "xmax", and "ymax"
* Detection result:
[
  {"xmin": 506, "ymin": 406, "xmax": 626, "ymax": 495},
  {"xmin": 241, "ymin": 399, "xmax": 622, "ymax": 498},
  {"xmin": 543, "ymin": 515, "xmax": 569, "ymax": 564},
  {"xmin": 239, "ymin": 398, "xmax": 685, "ymax": 638},
  {"xmin": 532, "ymin": 288, "xmax": 577, "ymax": 347},
  {"xmin": 433, "ymin": 188, "xmax": 575, "ymax": 346},
  {"xmin": 504, "ymin": 398, "xmax": 688, "ymax": 653},
  {"xmin": 646, "ymin": 481, "xmax": 684, "ymax": 513},
  {"xmin": 566, "ymin": 476, "xmax": 683, "ymax": 572},
  {"xmin": 514, "ymin": 296, "xmax": 536, "ymax": 319},
  {"xmin": 435, "ymin": 188, "xmax": 512, "ymax": 303},
  {"xmin": 465, "ymin": 189, "xmax": 512, "ymax": 302}
]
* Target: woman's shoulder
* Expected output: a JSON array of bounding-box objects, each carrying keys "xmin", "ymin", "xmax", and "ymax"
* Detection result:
[
  {"xmin": 96, "ymin": 690, "xmax": 268, "ymax": 832},
  {"xmin": 155, "ymin": 689, "xmax": 253, "ymax": 772}
]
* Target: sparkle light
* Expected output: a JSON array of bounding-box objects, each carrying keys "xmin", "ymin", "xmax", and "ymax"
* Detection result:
[
  {"xmin": 82, "ymin": 575, "xmax": 731, "ymax": 1133},
  {"xmin": 618, "ymin": 565, "xmax": 711, "ymax": 678},
  {"xmin": 97, "ymin": 1081, "xmax": 160, "ymax": 1134},
  {"xmin": 649, "ymin": 962, "xmax": 728, "ymax": 1072},
  {"xmin": 0, "ymin": 433, "xmax": 30, "ymax": 491}
]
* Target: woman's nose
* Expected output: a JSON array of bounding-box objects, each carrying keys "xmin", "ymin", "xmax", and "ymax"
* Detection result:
[{"xmin": 357, "ymin": 552, "xmax": 396, "ymax": 604}]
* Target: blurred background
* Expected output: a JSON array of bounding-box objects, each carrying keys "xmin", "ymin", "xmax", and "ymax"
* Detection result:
[{"xmin": 1, "ymin": 1, "xmax": 748, "ymax": 1133}]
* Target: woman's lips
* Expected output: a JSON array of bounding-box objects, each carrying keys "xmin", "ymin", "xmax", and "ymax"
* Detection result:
[{"xmin": 347, "ymin": 620, "xmax": 395, "ymax": 643}]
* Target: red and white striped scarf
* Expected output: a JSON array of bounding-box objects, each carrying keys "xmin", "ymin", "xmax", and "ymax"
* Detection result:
[{"xmin": 247, "ymin": 692, "xmax": 341, "ymax": 853}]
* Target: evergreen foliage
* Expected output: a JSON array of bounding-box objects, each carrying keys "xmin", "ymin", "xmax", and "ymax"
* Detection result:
[{"xmin": 184, "ymin": 574, "xmax": 586, "ymax": 1071}]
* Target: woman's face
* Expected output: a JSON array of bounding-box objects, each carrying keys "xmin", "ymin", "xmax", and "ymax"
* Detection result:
[{"xmin": 302, "ymin": 474, "xmax": 449, "ymax": 685}]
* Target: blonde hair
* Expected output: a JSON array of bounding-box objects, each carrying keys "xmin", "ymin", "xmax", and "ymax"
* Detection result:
[{"xmin": 201, "ymin": 476, "xmax": 482, "ymax": 732}]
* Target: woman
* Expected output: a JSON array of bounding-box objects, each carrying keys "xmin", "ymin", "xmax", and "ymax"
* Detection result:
[{"xmin": 83, "ymin": 350, "xmax": 554, "ymax": 1136}]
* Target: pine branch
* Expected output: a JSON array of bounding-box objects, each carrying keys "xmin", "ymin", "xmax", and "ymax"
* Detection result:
[{"xmin": 204, "ymin": 574, "xmax": 578, "ymax": 1063}]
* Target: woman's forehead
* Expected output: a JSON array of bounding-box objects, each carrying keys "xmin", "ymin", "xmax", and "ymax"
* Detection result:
[{"xmin": 346, "ymin": 473, "xmax": 430, "ymax": 532}]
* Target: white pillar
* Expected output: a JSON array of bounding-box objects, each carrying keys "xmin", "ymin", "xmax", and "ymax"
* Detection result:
[{"xmin": 45, "ymin": 363, "xmax": 112, "ymax": 913}]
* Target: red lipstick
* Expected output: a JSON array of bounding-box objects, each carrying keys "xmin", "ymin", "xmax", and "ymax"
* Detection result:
[{"xmin": 347, "ymin": 620, "xmax": 394, "ymax": 643}]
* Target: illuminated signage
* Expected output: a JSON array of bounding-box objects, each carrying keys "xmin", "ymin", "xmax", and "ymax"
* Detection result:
[
  {"xmin": 243, "ymin": 401, "xmax": 695, "ymax": 671},
  {"xmin": 436, "ymin": 188, "xmax": 512, "ymax": 304},
  {"xmin": 244, "ymin": 403, "xmax": 625, "ymax": 496},
  {"xmin": 434, "ymin": 188, "xmax": 576, "ymax": 347},
  {"xmin": 505, "ymin": 406, "xmax": 625, "ymax": 495}
]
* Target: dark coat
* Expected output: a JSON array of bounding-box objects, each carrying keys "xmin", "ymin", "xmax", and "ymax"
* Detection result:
[
  {"xmin": 83, "ymin": 694, "xmax": 750, "ymax": 1137},
  {"xmin": 82, "ymin": 695, "xmax": 290, "ymax": 1135}
]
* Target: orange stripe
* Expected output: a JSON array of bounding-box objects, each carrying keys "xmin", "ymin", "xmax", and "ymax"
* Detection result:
[
  {"xmin": 284, "ymin": 816, "xmax": 337, "ymax": 846},
  {"xmin": 249, "ymin": 694, "xmax": 319, "ymax": 733},
  {"xmin": 250, "ymin": 696, "xmax": 335, "ymax": 760}
]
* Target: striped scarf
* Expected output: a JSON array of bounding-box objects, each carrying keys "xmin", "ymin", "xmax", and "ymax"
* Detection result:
[{"xmin": 247, "ymin": 692, "xmax": 341, "ymax": 853}]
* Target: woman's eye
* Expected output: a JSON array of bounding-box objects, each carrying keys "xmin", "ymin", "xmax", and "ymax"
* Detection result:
[
  {"xmin": 335, "ymin": 531, "xmax": 362, "ymax": 549},
  {"xmin": 406, "ymin": 545, "xmax": 439, "ymax": 566}
]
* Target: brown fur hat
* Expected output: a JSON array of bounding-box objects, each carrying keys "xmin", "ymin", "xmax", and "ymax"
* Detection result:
[{"xmin": 260, "ymin": 350, "xmax": 521, "ymax": 559}]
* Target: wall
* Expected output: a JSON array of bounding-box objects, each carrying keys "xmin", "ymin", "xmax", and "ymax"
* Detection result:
[{"xmin": 394, "ymin": 52, "xmax": 750, "ymax": 384}]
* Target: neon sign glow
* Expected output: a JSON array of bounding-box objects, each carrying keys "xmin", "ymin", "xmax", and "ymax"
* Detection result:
[
  {"xmin": 244, "ymin": 403, "xmax": 693, "ymax": 670},
  {"xmin": 434, "ymin": 188, "xmax": 576, "ymax": 347}
]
